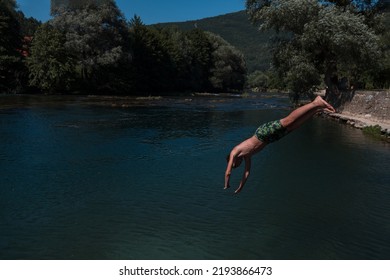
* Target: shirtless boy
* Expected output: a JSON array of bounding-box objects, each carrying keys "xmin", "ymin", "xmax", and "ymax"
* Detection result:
[{"xmin": 224, "ymin": 96, "xmax": 335, "ymax": 194}]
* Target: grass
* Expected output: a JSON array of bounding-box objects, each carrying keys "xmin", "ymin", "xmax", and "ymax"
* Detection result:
[{"xmin": 362, "ymin": 125, "xmax": 388, "ymax": 141}]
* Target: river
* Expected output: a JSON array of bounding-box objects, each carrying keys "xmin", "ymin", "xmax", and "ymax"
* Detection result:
[{"xmin": 0, "ymin": 94, "xmax": 389, "ymax": 259}]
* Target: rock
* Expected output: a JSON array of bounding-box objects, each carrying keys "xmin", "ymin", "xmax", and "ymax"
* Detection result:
[
  {"xmin": 354, "ymin": 122, "xmax": 365, "ymax": 129},
  {"xmin": 365, "ymin": 95, "xmax": 374, "ymax": 101}
]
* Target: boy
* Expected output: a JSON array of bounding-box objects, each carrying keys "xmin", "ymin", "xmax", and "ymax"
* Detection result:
[{"xmin": 225, "ymin": 96, "xmax": 335, "ymax": 194}]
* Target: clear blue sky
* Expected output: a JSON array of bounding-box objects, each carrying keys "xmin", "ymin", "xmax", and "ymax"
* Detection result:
[{"xmin": 16, "ymin": 0, "xmax": 246, "ymax": 24}]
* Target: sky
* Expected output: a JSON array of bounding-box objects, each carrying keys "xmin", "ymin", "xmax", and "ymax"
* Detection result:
[{"xmin": 16, "ymin": 0, "xmax": 246, "ymax": 24}]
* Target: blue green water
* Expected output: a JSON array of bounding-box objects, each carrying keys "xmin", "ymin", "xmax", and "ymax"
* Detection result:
[{"xmin": 0, "ymin": 95, "xmax": 389, "ymax": 260}]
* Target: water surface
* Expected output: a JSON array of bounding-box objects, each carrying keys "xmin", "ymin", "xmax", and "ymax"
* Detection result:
[{"xmin": 0, "ymin": 95, "xmax": 389, "ymax": 259}]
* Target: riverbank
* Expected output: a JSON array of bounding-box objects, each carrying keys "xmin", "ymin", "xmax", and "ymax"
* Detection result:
[{"xmin": 324, "ymin": 90, "xmax": 390, "ymax": 137}]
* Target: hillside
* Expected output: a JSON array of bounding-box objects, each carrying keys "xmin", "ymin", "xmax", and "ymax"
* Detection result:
[{"xmin": 154, "ymin": 11, "xmax": 275, "ymax": 73}]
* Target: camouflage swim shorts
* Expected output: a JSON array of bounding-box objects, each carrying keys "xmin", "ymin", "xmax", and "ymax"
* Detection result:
[{"xmin": 255, "ymin": 120, "xmax": 289, "ymax": 143}]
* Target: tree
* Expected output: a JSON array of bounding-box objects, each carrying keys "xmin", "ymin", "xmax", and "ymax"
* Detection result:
[
  {"xmin": 207, "ymin": 32, "xmax": 247, "ymax": 92},
  {"xmin": 0, "ymin": 0, "xmax": 23, "ymax": 93},
  {"xmin": 372, "ymin": 4, "xmax": 390, "ymax": 89},
  {"xmin": 27, "ymin": 23, "xmax": 74, "ymax": 93},
  {"xmin": 50, "ymin": 0, "xmax": 131, "ymax": 92},
  {"xmin": 128, "ymin": 15, "xmax": 173, "ymax": 93},
  {"xmin": 246, "ymin": 0, "xmax": 384, "ymax": 103},
  {"xmin": 298, "ymin": 5, "xmax": 381, "ymax": 99},
  {"xmin": 247, "ymin": 70, "xmax": 270, "ymax": 91},
  {"xmin": 185, "ymin": 29, "xmax": 213, "ymax": 91},
  {"xmin": 17, "ymin": 11, "xmax": 41, "ymax": 37},
  {"xmin": 128, "ymin": 20, "xmax": 247, "ymax": 94},
  {"xmin": 158, "ymin": 26, "xmax": 192, "ymax": 91},
  {"xmin": 51, "ymin": 0, "xmax": 111, "ymax": 15}
]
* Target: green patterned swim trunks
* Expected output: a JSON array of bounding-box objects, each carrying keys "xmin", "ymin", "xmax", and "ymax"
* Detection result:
[{"xmin": 255, "ymin": 120, "xmax": 289, "ymax": 143}]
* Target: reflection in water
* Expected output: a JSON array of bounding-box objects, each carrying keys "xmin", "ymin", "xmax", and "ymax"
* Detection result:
[{"xmin": 0, "ymin": 95, "xmax": 389, "ymax": 260}]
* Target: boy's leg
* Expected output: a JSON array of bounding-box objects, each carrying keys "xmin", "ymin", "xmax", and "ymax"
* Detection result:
[{"xmin": 280, "ymin": 96, "xmax": 335, "ymax": 132}]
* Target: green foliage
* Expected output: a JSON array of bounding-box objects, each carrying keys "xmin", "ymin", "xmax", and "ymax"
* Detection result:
[
  {"xmin": 155, "ymin": 11, "xmax": 274, "ymax": 73},
  {"xmin": 51, "ymin": 0, "xmax": 110, "ymax": 15},
  {"xmin": 246, "ymin": 0, "xmax": 385, "ymax": 101},
  {"xmin": 180, "ymin": 29, "xmax": 247, "ymax": 92},
  {"xmin": 50, "ymin": 0, "xmax": 131, "ymax": 92},
  {"xmin": 27, "ymin": 24, "xmax": 74, "ymax": 93},
  {"xmin": 0, "ymin": 0, "xmax": 23, "ymax": 93},
  {"xmin": 362, "ymin": 125, "xmax": 384, "ymax": 140},
  {"xmin": 125, "ymin": 13, "xmax": 248, "ymax": 94},
  {"xmin": 373, "ymin": 9, "xmax": 390, "ymax": 89},
  {"xmin": 16, "ymin": 11, "xmax": 41, "ymax": 37},
  {"xmin": 0, "ymin": 0, "xmax": 20, "ymax": 54},
  {"xmin": 128, "ymin": 16, "xmax": 173, "ymax": 92},
  {"xmin": 301, "ymin": 6, "xmax": 381, "ymax": 70},
  {"xmin": 284, "ymin": 53, "xmax": 321, "ymax": 101},
  {"xmin": 127, "ymin": 19, "xmax": 247, "ymax": 93},
  {"xmin": 185, "ymin": 29, "xmax": 213, "ymax": 91},
  {"xmin": 2, "ymin": 2, "xmax": 388, "ymax": 95},
  {"xmin": 22, "ymin": 5, "xmax": 247, "ymax": 95},
  {"xmin": 247, "ymin": 70, "xmax": 269, "ymax": 90},
  {"xmin": 247, "ymin": 0, "xmax": 321, "ymax": 35},
  {"xmin": 207, "ymin": 32, "xmax": 247, "ymax": 92}
]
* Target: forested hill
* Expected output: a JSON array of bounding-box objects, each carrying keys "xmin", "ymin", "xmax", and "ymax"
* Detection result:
[{"xmin": 154, "ymin": 11, "xmax": 274, "ymax": 73}]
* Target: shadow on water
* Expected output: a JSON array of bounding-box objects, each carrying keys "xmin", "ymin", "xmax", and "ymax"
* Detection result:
[{"xmin": 0, "ymin": 94, "xmax": 389, "ymax": 260}]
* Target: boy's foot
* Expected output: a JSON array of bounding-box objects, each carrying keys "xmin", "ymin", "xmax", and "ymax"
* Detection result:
[{"xmin": 314, "ymin": 96, "xmax": 336, "ymax": 113}]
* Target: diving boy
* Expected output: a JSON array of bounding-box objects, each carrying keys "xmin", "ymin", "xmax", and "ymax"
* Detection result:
[{"xmin": 225, "ymin": 96, "xmax": 335, "ymax": 194}]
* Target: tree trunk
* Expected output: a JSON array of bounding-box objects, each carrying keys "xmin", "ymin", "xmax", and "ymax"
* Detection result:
[
  {"xmin": 324, "ymin": 62, "xmax": 356, "ymax": 110},
  {"xmin": 324, "ymin": 62, "xmax": 341, "ymax": 108}
]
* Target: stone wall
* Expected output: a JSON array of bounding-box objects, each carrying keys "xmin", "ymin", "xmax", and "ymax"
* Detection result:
[
  {"xmin": 338, "ymin": 90, "xmax": 389, "ymax": 121},
  {"xmin": 326, "ymin": 90, "xmax": 390, "ymax": 135}
]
